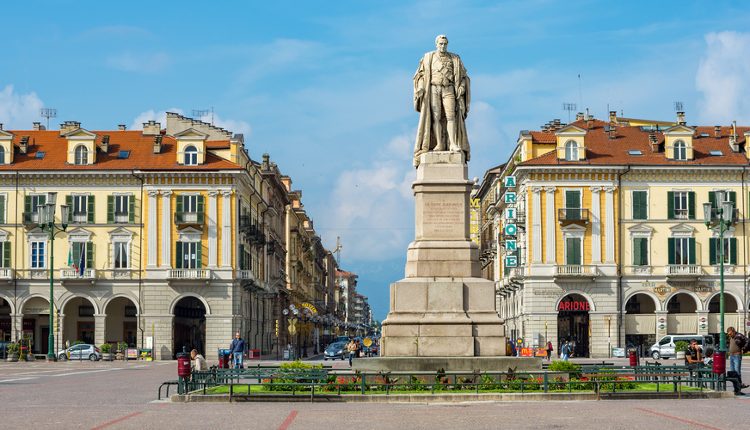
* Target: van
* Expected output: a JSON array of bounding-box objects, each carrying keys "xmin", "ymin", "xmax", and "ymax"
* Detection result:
[{"xmin": 648, "ymin": 335, "xmax": 714, "ymax": 359}]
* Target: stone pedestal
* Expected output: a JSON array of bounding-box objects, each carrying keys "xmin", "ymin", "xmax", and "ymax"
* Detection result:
[{"xmin": 381, "ymin": 152, "xmax": 506, "ymax": 359}]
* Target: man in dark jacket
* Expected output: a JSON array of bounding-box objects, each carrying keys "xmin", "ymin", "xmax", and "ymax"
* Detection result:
[{"xmin": 229, "ymin": 332, "xmax": 246, "ymax": 369}]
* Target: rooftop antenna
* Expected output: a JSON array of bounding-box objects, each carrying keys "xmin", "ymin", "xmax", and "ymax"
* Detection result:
[
  {"xmin": 562, "ymin": 103, "xmax": 576, "ymax": 122},
  {"xmin": 40, "ymin": 108, "xmax": 57, "ymax": 130},
  {"xmin": 332, "ymin": 236, "xmax": 343, "ymax": 265},
  {"xmin": 577, "ymin": 74, "xmax": 582, "ymax": 112},
  {"xmin": 192, "ymin": 106, "xmax": 214, "ymax": 124},
  {"xmin": 674, "ymin": 101, "xmax": 684, "ymax": 112}
]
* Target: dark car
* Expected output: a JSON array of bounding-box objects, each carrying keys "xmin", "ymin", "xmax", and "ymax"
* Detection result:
[{"xmin": 324, "ymin": 341, "xmax": 347, "ymax": 360}]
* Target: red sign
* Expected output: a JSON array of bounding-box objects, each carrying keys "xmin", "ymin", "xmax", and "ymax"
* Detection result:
[{"xmin": 558, "ymin": 301, "xmax": 590, "ymax": 311}]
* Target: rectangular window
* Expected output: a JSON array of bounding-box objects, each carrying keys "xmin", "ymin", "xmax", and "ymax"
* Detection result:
[
  {"xmin": 176, "ymin": 242, "xmax": 200, "ymax": 269},
  {"xmin": 0, "ymin": 195, "xmax": 5, "ymax": 224},
  {"xmin": 113, "ymin": 241, "xmax": 129, "ymax": 269},
  {"xmin": 0, "ymin": 241, "xmax": 10, "ymax": 268},
  {"xmin": 633, "ymin": 237, "xmax": 648, "ymax": 266},
  {"xmin": 668, "ymin": 237, "xmax": 696, "ymax": 265},
  {"xmin": 67, "ymin": 194, "xmax": 95, "ymax": 224},
  {"xmin": 632, "ymin": 191, "xmax": 648, "ymax": 220},
  {"xmin": 565, "ymin": 237, "xmax": 582, "ymax": 265},
  {"xmin": 710, "ymin": 237, "xmax": 737, "ymax": 265},
  {"xmin": 565, "ymin": 190, "xmax": 582, "ymax": 220},
  {"xmin": 668, "ymin": 191, "xmax": 695, "ymax": 220},
  {"xmin": 30, "ymin": 195, "xmax": 46, "ymax": 213},
  {"xmin": 183, "ymin": 195, "xmax": 197, "ymax": 213},
  {"xmin": 673, "ymin": 192, "xmax": 688, "ymax": 219},
  {"xmin": 108, "ymin": 194, "xmax": 135, "ymax": 223},
  {"xmin": 31, "ymin": 241, "xmax": 45, "ymax": 268}
]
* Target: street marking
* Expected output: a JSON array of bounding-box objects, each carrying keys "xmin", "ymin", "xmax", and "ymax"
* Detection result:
[
  {"xmin": 50, "ymin": 368, "xmax": 123, "ymax": 377},
  {"xmin": 278, "ymin": 410, "xmax": 298, "ymax": 430},
  {"xmin": 0, "ymin": 377, "xmax": 37, "ymax": 383},
  {"xmin": 634, "ymin": 407, "xmax": 723, "ymax": 430},
  {"xmin": 90, "ymin": 411, "xmax": 143, "ymax": 430}
]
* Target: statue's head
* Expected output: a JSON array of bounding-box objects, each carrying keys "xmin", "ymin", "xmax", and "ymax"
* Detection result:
[{"xmin": 435, "ymin": 34, "xmax": 448, "ymax": 53}]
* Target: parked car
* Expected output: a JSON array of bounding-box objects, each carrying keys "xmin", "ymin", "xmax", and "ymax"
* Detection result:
[
  {"xmin": 648, "ymin": 335, "xmax": 714, "ymax": 359},
  {"xmin": 57, "ymin": 344, "xmax": 101, "ymax": 361},
  {"xmin": 324, "ymin": 341, "xmax": 347, "ymax": 360}
]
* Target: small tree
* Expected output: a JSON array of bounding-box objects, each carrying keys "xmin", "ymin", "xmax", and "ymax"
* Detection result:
[{"xmin": 675, "ymin": 341, "xmax": 689, "ymax": 353}]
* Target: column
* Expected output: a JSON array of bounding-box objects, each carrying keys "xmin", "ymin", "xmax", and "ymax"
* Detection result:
[
  {"xmin": 221, "ymin": 191, "xmax": 233, "ymax": 268},
  {"xmin": 208, "ymin": 191, "xmax": 218, "ymax": 268},
  {"xmin": 161, "ymin": 191, "xmax": 172, "ymax": 268},
  {"xmin": 544, "ymin": 187, "xmax": 556, "ymax": 264},
  {"xmin": 10, "ymin": 313, "xmax": 21, "ymax": 342},
  {"xmin": 532, "ymin": 187, "xmax": 542, "ymax": 263},
  {"xmin": 604, "ymin": 187, "xmax": 615, "ymax": 262},
  {"xmin": 94, "ymin": 314, "xmax": 106, "ymax": 346},
  {"xmin": 590, "ymin": 187, "xmax": 602, "ymax": 263},
  {"xmin": 147, "ymin": 190, "xmax": 159, "ymax": 268}
]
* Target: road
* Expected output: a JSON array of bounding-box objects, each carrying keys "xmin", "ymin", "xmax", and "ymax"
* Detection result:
[{"xmin": 2, "ymin": 358, "xmax": 750, "ymax": 429}]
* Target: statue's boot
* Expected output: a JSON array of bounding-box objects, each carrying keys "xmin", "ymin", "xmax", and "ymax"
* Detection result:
[{"xmin": 433, "ymin": 120, "xmax": 446, "ymax": 151}]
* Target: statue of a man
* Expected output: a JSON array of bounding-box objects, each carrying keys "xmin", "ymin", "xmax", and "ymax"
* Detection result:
[{"xmin": 413, "ymin": 34, "xmax": 471, "ymax": 166}]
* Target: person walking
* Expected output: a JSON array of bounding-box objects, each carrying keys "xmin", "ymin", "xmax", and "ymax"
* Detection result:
[
  {"xmin": 560, "ymin": 341, "xmax": 570, "ymax": 361},
  {"xmin": 229, "ymin": 332, "xmax": 246, "ymax": 369},
  {"xmin": 546, "ymin": 341, "xmax": 553, "ymax": 361},
  {"xmin": 347, "ymin": 338, "xmax": 358, "ymax": 367},
  {"xmin": 727, "ymin": 327, "xmax": 748, "ymax": 388}
]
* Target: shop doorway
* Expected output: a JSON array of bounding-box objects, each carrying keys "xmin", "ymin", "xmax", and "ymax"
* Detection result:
[
  {"xmin": 557, "ymin": 294, "xmax": 590, "ymax": 357},
  {"xmin": 172, "ymin": 296, "xmax": 206, "ymax": 358},
  {"xmin": 21, "ymin": 296, "xmax": 50, "ymax": 354},
  {"xmin": 0, "ymin": 297, "xmax": 11, "ymax": 342}
]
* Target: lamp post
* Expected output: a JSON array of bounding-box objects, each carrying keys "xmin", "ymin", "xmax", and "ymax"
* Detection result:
[
  {"xmin": 703, "ymin": 190, "xmax": 736, "ymax": 361},
  {"xmin": 38, "ymin": 192, "xmax": 69, "ymax": 361}
]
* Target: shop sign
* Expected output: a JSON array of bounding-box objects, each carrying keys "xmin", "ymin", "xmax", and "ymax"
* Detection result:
[
  {"xmin": 301, "ymin": 302, "xmax": 318, "ymax": 315},
  {"xmin": 504, "ymin": 223, "xmax": 517, "ymax": 236},
  {"xmin": 505, "ymin": 207, "xmax": 516, "ymax": 219},
  {"xmin": 504, "ymin": 176, "xmax": 516, "ymax": 188},
  {"xmin": 557, "ymin": 301, "xmax": 590, "ymax": 311},
  {"xmin": 505, "ymin": 255, "xmax": 518, "ymax": 267},
  {"xmin": 653, "ymin": 285, "xmax": 672, "ymax": 296},
  {"xmin": 505, "ymin": 240, "xmax": 517, "ymax": 251},
  {"xmin": 504, "ymin": 192, "xmax": 516, "ymax": 204},
  {"xmin": 693, "ymin": 285, "xmax": 712, "ymax": 294}
]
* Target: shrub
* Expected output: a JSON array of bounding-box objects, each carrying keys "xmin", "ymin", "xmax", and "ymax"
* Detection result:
[
  {"xmin": 264, "ymin": 360, "xmax": 326, "ymax": 391},
  {"xmin": 116, "ymin": 341, "xmax": 128, "ymax": 352},
  {"xmin": 6, "ymin": 342, "xmax": 19, "ymax": 355},
  {"xmin": 479, "ymin": 373, "xmax": 501, "ymax": 390},
  {"xmin": 100, "ymin": 343, "xmax": 112, "ymax": 353},
  {"xmin": 674, "ymin": 341, "xmax": 689, "ymax": 353},
  {"xmin": 548, "ymin": 360, "xmax": 582, "ymax": 379}
]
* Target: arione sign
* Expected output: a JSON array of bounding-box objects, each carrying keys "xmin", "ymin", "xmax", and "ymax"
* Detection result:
[
  {"xmin": 557, "ymin": 301, "xmax": 590, "ymax": 311},
  {"xmin": 504, "ymin": 176, "xmax": 516, "ymax": 187},
  {"xmin": 504, "ymin": 223, "xmax": 517, "ymax": 236}
]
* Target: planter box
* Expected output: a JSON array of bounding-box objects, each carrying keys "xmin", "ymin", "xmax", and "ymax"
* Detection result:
[
  {"xmin": 6, "ymin": 354, "xmax": 18, "ymax": 362},
  {"xmin": 102, "ymin": 353, "xmax": 114, "ymax": 361}
]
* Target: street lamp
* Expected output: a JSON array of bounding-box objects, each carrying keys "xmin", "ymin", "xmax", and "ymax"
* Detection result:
[
  {"xmin": 703, "ymin": 190, "xmax": 736, "ymax": 365},
  {"xmin": 38, "ymin": 192, "xmax": 69, "ymax": 361}
]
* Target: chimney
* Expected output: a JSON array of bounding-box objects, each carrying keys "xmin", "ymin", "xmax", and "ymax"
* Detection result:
[
  {"xmin": 60, "ymin": 121, "xmax": 81, "ymax": 135},
  {"xmin": 33, "ymin": 122, "xmax": 43, "ymax": 131},
  {"xmin": 714, "ymin": 126, "xmax": 721, "ymax": 138},
  {"xmin": 730, "ymin": 121, "xmax": 740, "ymax": 152},
  {"xmin": 262, "ymin": 153, "xmax": 270, "ymax": 170},
  {"xmin": 586, "ymin": 116, "xmax": 593, "ymax": 129},
  {"xmin": 676, "ymin": 111, "xmax": 686, "ymax": 126},
  {"xmin": 649, "ymin": 132, "xmax": 659, "ymax": 152},
  {"xmin": 575, "ymin": 112, "xmax": 584, "ymax": 121},
  {"xmin": 19, "ymin": 136, "xmax": 29, "ymax": 154},
  {"xmin": 608, "ymin": 124, "xmax": 617, "ymax": 139},
  {"xmin": 100, "ymin": 135, "xmax": 110, "ymax": 153},
  {"xmin": 0, "ymin": 123, "xmax": 3, "ymax": 130},
  {"xmin": 609, "ymin": 111, "xmax": 617, "ymax": 124},
  {"xmin": 142, "ymin": 120, "xmax": 161, "ymax": 136},
  {"xmin": 153, "ymin": 135, "xmax": 162, "ymax": 154},
  {"xmin": 118, "ymin": 124, "xmax": 127, "ymax": 131}
]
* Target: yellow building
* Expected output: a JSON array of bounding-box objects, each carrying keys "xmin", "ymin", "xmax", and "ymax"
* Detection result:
[
  {"xmin": 486, "ymin": 112, "xmax": 750, "ymax": 357},
  {"xmin": 0, "ymin": 114, "xmax": 336, "ymax": 360}
]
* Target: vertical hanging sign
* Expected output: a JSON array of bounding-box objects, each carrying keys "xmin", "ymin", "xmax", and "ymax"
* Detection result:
[{"xmin": 503, "ymin": 175, "xmax": 518, "ymax": 268}]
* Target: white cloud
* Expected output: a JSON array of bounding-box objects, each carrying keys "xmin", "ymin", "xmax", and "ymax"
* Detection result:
[
  {"xmin": 130, "ymin": 108, "xmax": 183, "ymax": 130},
  {"xmin": 105, "ymin": 52, "xmax": 170, "ymax": 73},
  {"xmin": 696, "ymin": 31, "xmax": 750, "ymax": 124},
  {"xmin": 0, "ymin": 85, "xmax": 44, "ymax": 129}
]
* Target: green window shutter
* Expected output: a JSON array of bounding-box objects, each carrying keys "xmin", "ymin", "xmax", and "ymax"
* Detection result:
[
  {"xmin": 688, "ymin": 192, "xmax": 695, "ymax": 219},
  {"xmin": 197, "ymin": 195, "xmax": 205, "ymax": 212},
  {"xmin": 633, "ymin": 191, "xmax": 647, "ymax": 219},
  {"xmin": 87, "ymin": 195, "xmax": 95, "ymax": 223},
  {"xmin": 566, "ymin": 238, "xmax": 581, "ymax": 265},
  {"xmin": 730, "ymin": 238, "xmax": 738, "ymax": 265},
  {"xmin": 239, "ymin": 245, "xmax": 245, "ymax": 270},
  {"xmin": 3, "ymin": 241, "xmax": 10, "ymax": 268},
  {"xmin": 0, "ymin": 195, "xmax": 5, "ymax": 224},
  {"xmin": 633, "ymin": 237, "xmax": 643, "ymax": 266},
  {"xmin": 640, "ymin": 238, "xmax": 648, "ymax": 265},
  {"xmin": 65, "ymin": 195, "xmax": 72, "ymax": 222},
  {"xmin": 667, "ymin": 192, "xmax": 675, "ymax": 219},
  {"xmin": 197, "ymin": 243, "xmax": 202, "ymax": 268},
  {"xmin": 176, "ymin": 195, "xmax": 183, "ymax": 214},
  {"xmin": 668, "ymin": 238, "xmax": 675, "ymax": 265},
  {"xmin": 128, "ymin": 195, "xmax": 135, "ymax": 223},
  {"xmin": 565, "ymin": 191, "xmax": 580, "ymax": 208},
  {"xmin": 688, "ymin": 238, "xmax": 696, "ymax": 264},
  {"xmin": 709, "ymin": 192, "xmax": 716, "ymax": 209},
  {"xmin": 24, "ymin": 195, "xmax": 31, "ymax": 214},
  {"xmin": 729, "ymin": 191, "xmax": 737, "ymax": 205},
  {"xmin": 107, "ymin": 195, "xmax": 114, "ymax": 223},
  {"xmin": 709, "ymin": 238, "xmax": 717, "ymax": 265},
  {"xmin": 72, "ymin": 243, "xmax": 81, "ymax": 266},
  {"xmin": 86, "ymin": 241, "xmax": 94, "ymax": 268},
  {"xmin": 175, "ymin": 242, "xmax": 183, "ymax": 269}
]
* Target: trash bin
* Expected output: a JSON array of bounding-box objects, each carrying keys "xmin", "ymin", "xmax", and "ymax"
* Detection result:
[{"xmin": 629, "ymin": 350, "xmax": 638, "ymax": 367}]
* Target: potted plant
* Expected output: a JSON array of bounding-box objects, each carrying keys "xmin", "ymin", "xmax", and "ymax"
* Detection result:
[
  {"xmin": 116, "ymin": 341, "xmax": 128, "ymax": 360},
  {"xmin": 6, "ymin": 342, "xmax": 19, "ymax": 362},
  {"xmin": 675, "ymin": 341, "xmax": 689, "ymax": 360},
  {"xmin": 100, "ymin": 343, "xmax": 114, "ymax": 361}
]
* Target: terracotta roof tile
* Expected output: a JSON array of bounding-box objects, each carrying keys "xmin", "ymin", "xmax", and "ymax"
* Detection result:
[{"xmin": 1, "ymin": 130, "xmax": 241, "ymax": 171}]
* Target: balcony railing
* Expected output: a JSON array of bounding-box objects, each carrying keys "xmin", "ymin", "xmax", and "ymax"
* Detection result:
[
  {"xmin": 238, "ymin": 270, "xmax": 255, "ymax": 281},
  {"xmin": 0, "ymin": 268, "xmax": 13, "ymax": 279},
  {"xmin": 60, "ymin": 268, "xmax": 96, "ymax": 279},
  {"xmin": 168, "ymin": 268, "xmax": 210, "ymax": 280},
  {"xmin": 509, "ymin": 267, "xmax": 525, "ymax": 279},
  {"xmin": 72, "ymin": 212, "xmax": 88, "ymax": 223},
  {"xmin": 555, "ymin": 265, "xmax": 596, "ymax": 277},
  {"xmin": 665, "ymin": 265, "xmax": 701, "ymax": 277},
  {"xmin": 174, "ymin": 212, "xmax": 204, "ymax": 225},
  {"xmin": 114, "ymin": 212, "xmax": 129, "ymax": 223},
  {"xmin": 557, "ymin": 208, "xmax": 589, "ymax": 224},
  {"xmin": 22, "ymin": 212, "xmax": 40, "ymax": 226}
]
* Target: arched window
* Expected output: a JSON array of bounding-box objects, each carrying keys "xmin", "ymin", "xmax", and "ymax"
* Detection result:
[
  {"xmin": 673, "ymin": 140, "xmax": 686, "ymax": 161},
  {"xmin": 184, "ymin": 146, "xmax": 198, "ymax": 165},
  {"xmin": 74, "ymin": 145, "xmax": 88, "ymax": 165},
  {"xmin": 0, "ymin": 146, "xmax": 5, "ymax": 164},
  {"xmin": 564, "ymin": 140, "xmax": 578, "ymax": 161}
]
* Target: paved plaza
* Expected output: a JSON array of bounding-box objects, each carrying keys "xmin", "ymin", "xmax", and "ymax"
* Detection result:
[{"xmin": 2, "ymin": 359, "xmax": 750, "ymax": 429}]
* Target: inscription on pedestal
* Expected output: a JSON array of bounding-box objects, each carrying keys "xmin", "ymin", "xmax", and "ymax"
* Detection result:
[{"xmin": 423, "ymin": 201, "xmax": 462, "ymax": 236}]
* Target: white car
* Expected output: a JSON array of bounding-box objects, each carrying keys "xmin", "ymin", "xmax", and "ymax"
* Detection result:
[{"xmin": 57, "ymin": 344, "xmax": 101, "ymax": 361}]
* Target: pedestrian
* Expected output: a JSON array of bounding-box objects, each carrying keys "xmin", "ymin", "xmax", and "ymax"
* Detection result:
[
  {"xmin": 190, "ymin": 349, "xmax": 208, "ymax": 371},
  {"xmin": 347, "ymin": 338, "xmax": 358, "ymax": 367},
  {"xmin": 546, "ymin": 341, "xmax": 553, "ymax": 361},
  {"xmin": 560, "ymin": 341, "xmax": 570, "ymax": 361},
  {"xmin": 229, "ymin": 332, "xmax": 246, "ymax": 369},
  {"xmin": 726, "ymin": 327, "xmax": 748, "ymax": 388}
]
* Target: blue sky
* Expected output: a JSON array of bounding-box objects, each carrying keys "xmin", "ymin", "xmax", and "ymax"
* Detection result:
[{"xmin": 2, "ymin": 1, "xmax": 750, "ymax": 320}]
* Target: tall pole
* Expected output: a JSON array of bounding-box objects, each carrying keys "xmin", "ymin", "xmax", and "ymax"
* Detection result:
[
  {"xmin": 47, "ymin": 231, "xmax": 55, "ymax": 360},
  {"xmin": 719, "ymin": 222, "xmax": 726, "ymax": 353}
]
